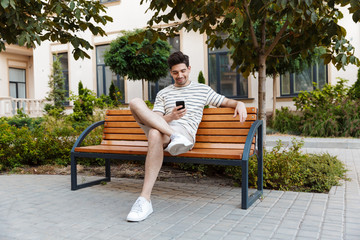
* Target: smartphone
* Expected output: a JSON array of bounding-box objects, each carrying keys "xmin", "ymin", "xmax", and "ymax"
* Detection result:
[{"xmin": 176, "ymin": 101, "xmax": 185, "ymax": 110}]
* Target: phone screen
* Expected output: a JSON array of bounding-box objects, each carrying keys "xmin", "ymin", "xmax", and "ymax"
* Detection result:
[{"xmin": 176, "ymin": 101, "xmax": 185, "ymax": 110}]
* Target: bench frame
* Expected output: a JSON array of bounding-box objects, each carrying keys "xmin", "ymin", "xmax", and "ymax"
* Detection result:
[{"xmin": 70, "ymin": 116, "xmax": 263, "ymax": 210}]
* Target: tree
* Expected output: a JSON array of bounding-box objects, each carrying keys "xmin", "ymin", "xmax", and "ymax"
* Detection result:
[
  {"xmin": 135, "ymin": 0, "xmax": 360, "ymax": 138},
  {"xmin": 44, "ymin": 55, "xmax": 67, "ymax": 117},
  {"xmin": 104, "ymin": 29, "xmax": 171, "ymax": 98},
  {"xmin": 0, "ymin": 0, "xmax": 112, "ymax": 59}
]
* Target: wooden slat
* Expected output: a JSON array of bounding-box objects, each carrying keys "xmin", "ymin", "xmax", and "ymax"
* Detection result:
[
  {"xmin": 103, "ymin": 128, "xmax": 144, "ymax": 134},
  {"xmin": 203, "ymin": 107, "xmax": 257, "ymax": 114},
  {"xmin": 198, "ymin": 122, "xmax": 253, "ymax": 129},
  {"xmin": 196, "ymin": 128, "xmax": 250, "ymax": 136},
  {"xmin": 102, "ymin": 134, "xmax": 147, "ymax": 141},
  {"xmin": 106, "ymin": 109, "xmax": 132, "ymax": 115},
  {"xmin": 196, "ymin": 135, "xmax": 248, "ymax": 143},
  {"xmin": 104, "ymin": 122, "xmax": 140, "ymax": 128},
  {"xmin": 105, "ymin": 115, "xmax": 135, "ymax": 121},
  {"xmin": 193, "ymin": 142, "xmax": 254, "ymax": 150},
  {"xmin": 101, "ymin": 140, "xmax": 148, "ymax": 146},
  {"xmin": 100, "ymin": 140, "xmax": 255, "ymax": 151},
  {"xmin": 201, "ymin": 114, "xmax": 256, "ymax": 121},
  {"xmin": 75, "ymin": 145, "xmax": 252, "ymax": 159}
]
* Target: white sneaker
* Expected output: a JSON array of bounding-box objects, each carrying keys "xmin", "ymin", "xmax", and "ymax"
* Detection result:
[
  {"xmin": 126, "ymin": 197, "xmax": 153, "ymax": 222},
  {"xmin": 165, "ymin": 133, "xmax": 193, "ymax": 156}
]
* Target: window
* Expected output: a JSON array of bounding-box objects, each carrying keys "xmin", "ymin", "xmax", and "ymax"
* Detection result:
[
  {"xmin": 208, "ymin": 48, "xmax": 248, "ymax": 98},
  {"xmin": 96, "ymin": 45, "xmax": 125, "ymax": 101},
  {"xmin": 280, "ymin": 61, "xmax": 327, "ymax": 96},
  {"xmin": 100, "ymin": 0, "xmax": 119, "ymax": 3},
  {"xmin": 53, "ymin": 53, "xmax": 69, "ymax": 104},
  {"xmin": 148, "ymin": 35, "xmax": 180, "ymax": 102},
  {"xmin": 9, "ymin": 68, "xmax": 26, "ymax": 98}
]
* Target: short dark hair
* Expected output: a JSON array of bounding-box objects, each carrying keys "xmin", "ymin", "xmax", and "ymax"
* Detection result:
[{"xmin": 167, "ymin": 51, "xmax": 189, "ymax": 69}]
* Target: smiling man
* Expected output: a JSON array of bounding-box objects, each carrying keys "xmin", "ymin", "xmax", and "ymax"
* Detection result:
[{"xmin": 126, "ymin": 51, "xmax": 248, "ymax": 222}]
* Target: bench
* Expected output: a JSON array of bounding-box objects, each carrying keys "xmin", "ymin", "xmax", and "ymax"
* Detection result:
[{"xmin": 71, "ymin": 107, "xmax": 263, "ymax": 209}]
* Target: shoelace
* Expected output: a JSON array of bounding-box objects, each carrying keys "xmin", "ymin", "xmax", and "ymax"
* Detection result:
[{"xmin": 131, "ymin": 198, "xmax": 145, "ymax": 213}]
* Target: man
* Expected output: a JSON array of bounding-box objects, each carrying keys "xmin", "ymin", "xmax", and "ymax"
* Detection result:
[{"xmin": 126, "ymin": 51, "xmax": 247, "ymax": 222}]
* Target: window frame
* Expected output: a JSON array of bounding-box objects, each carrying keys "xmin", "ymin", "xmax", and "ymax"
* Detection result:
[
  {"xmin": 95, "ymin": 44, "xmax": 125, "ymax": 102},
  {"xmin": 207, "ymin": 49, "xmax": 248, "ymax": 99},
  {"xmin": 280, "ymin": 62, "xmax": 328, "ymax": 97},
  {"xmin": 9, "ymin": 67, "xmax": 26, "ymax": 99}
]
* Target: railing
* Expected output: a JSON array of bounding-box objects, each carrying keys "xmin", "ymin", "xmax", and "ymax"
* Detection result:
[{"xmin": 0, "ymin": 97, "xmax": 46, "ymax": 117}]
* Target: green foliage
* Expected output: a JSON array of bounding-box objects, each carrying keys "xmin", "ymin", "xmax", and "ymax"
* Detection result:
[
  {"xmin": 0, "ymin": 0, "xmax": 112, "ymax": 59},
  {"xmin": 271, "ymin": 78, "xmax": 360, "ymax": 137},
  {"xmin": 104, "ymin": 29, "xmax": 171, "ymax": 82},
  {"xmin": 0, "ymin": 113, "xmax": 104, "ymax": 170},
  {"xmin": 45, "ymin": 55, "xmax": 67, "ymax": 117},
  {"xmin": 269, "ymin": 107, "xmax": 301, "ymax": 135},
  {"xmin": 198, "ymin": 71, "xmax": 205, "ymax": 84},
  {"xmin": 109, "ymin": 81, "xmax": 123, "ymax": 107},
  {"xmin": 349, "ymin": 67, "xmax": 360, "ymax": 99},
  {"xmin": 69, "ymin": 81, "xmax": 99, "ymax": 121}
]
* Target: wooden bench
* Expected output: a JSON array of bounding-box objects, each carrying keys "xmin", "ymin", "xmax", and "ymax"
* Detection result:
[{"xmin": 71, "ymin": 107, "xmax": 263, "ymax": 209}]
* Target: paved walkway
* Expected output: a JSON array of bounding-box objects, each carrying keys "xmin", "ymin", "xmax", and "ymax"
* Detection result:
[{"xmin": 0, "ymin": 139, "xmax": 359, "ymax": 239}]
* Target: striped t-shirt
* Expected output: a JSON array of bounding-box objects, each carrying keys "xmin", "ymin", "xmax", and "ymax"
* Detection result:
[{"xmin": 153, "ymin": 81, "xmax": 225, "ymax": 141}]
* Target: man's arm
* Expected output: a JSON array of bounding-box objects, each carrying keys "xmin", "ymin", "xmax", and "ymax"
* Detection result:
[{"xmin": 220, "ymin": 97, "xmax": 247, "ymax": 122}]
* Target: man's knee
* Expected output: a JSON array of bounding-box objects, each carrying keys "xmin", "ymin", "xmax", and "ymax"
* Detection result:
[
  {"xmin": 129, "ymin": 98, "xmax": 144, "ymax": 111},
  {"xmin": 148, "ymin": 129, "xmax": 162, "ymax": 141}
]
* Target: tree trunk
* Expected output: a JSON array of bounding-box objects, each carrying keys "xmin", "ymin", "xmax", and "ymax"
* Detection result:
[
  {"xmin": 258, "ymin": 55, "xmax": 267, "ymax": 144},
  {"xmin": 272, "ymin": 73, "xmax": 277, "ymax": 121}
]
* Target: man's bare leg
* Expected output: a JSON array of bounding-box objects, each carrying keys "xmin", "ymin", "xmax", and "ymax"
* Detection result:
[
  {"xmin": 129, "ymin": 98, "xmax": 174, "ymax": 136},
  {"xmin": 140, "ymin": 129, "xmax": 169, "ymax": 201}
]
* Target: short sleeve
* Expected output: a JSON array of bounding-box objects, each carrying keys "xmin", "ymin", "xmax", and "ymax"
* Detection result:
[
  {"xmin": 205, "ymin": 87, "xmax": 225, "ymax": 107},
  {"xmin": 152, "ymin": 93, "xmax": 165, "ymax": 114}
]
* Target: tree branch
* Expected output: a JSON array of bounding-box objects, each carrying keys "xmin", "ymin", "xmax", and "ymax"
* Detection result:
[
  {"xmin": 264, "ymin": 20, "xmax": 289, "ymax": 57},
  {"xmin": 244, "ymin": 0, "xmax": 259, "ymax": 49}
]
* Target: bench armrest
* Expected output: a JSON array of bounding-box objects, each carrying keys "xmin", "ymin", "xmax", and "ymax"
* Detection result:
[
  {"xmin": 71, "ymin": 120, "xmax": 105, "ymax": 153},
  {"xmin": 242, "ymin": 119, "xmax": 263, "ymax": 161}
]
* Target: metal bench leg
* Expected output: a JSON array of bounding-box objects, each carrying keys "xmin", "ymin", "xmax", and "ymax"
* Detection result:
[
  {"xmin": 71, "ymin": 154, "xmax": 78, "ymax": 190},
  {"xmin": 71, "ymin": 156, "xmax": 111, "ymax": 191},
  {"xmin": 241, "ymin": 161, "xmax": 249, "ymax": 209},
  {"xmin": 105, "ymin": 159, "xmax": 111, "ymax": 181}
]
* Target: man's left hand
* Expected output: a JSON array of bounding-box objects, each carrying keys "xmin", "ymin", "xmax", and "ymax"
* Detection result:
[{"xmin": 233, "ymin": 102, "xmax": 247, "ymax": 122}]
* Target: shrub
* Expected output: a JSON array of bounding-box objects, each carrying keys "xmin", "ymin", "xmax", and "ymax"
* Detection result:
[
  {"xmin": 225, "ymin": 139, "xmax": 346, "ymax": 192},
  {"xmin": 271, "ymin": 78, "xmax": 360, "ymax": 137},
  {"xmin": 0, "ymin": 114, "xmax": 104, "ymax": 170},
  {"xmin": 269, "ymin": 107, "xmax": 301, "ymax": 134}
]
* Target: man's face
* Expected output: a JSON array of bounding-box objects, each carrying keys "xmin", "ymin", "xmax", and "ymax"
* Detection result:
[{"xmin": 170, "ymin": 63, "xmax": 191, "ymax": 87}]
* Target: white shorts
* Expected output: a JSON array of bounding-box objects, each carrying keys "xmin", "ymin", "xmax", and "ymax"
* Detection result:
[{"xmin": 138, "ymin": 121, "xmax": 194, "ymax": 154}]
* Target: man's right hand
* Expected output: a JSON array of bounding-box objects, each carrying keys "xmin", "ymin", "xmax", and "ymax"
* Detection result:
[{"xmin": 170, "ymin": 106, "xmax": 186, "ymax": 120}]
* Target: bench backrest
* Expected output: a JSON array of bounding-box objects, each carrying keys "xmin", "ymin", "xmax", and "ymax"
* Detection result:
[{"xmin": 102, "ymin": 107, "xmax": 257, "ymax": 150}]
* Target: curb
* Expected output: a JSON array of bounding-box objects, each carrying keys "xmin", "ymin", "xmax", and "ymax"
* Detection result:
[{"xmin": 266, "ymin": 135, "xmax": 360, "ymax": 149}]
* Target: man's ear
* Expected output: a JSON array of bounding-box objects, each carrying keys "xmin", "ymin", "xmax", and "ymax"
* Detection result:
[{"xmin": 188, "ymin": 66, "xmax": 191, "ymax": 71}]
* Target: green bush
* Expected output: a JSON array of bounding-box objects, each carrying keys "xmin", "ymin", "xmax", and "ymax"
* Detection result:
[
  {"xmin": 269, "ymin": 107, "xmax": 301, "ymax": 134},
  {"xmin": 226, "ymin": 139, "xmax": 346, "ymax": 192},
  {"xmin": 0, "ymin": 114, "xmax": 104, "ymax": 170},
  {"xmin": 271, "ymin": 78, "xmax": 360, "ymax": 137}
]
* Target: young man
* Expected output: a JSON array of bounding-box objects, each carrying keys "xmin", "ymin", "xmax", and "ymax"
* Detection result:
[{"xmin": 126, "ymin": 51, "xmax": 247, "ymax": 222}]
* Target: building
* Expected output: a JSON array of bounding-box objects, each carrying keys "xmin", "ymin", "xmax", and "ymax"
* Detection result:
[{"xmin": 0, "ymin": 0, "xmax": 359, "ymax": 117}]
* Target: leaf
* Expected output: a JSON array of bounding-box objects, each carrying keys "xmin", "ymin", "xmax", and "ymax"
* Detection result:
[{"xmin": 1, "ymin": 0, "xmax": 9, "ymax": 8}]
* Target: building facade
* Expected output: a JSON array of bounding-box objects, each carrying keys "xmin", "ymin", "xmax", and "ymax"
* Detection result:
[{"xmin": 0, "ymin": 1, "xmax": 359, "ymax": 117}]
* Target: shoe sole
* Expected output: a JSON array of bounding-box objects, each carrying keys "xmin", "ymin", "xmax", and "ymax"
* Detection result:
[{"xmin": 126, "ymin": 209, "xmax": 153, "ymax": 222}]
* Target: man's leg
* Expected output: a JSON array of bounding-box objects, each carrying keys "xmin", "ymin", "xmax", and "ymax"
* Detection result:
[
  {"xmin": 140, "ymin": 128, "xmax": 169, "ymax": 201},
  {"xmin": 129, "ymin": 98, "xmax": 174, "ymax": 136}
]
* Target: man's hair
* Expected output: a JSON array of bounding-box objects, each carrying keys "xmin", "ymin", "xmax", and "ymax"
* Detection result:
[{"xmin": 167, "ymin": 51, "xmax": 189, "ymax": 69}]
